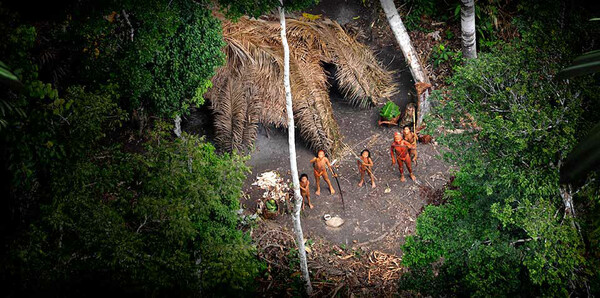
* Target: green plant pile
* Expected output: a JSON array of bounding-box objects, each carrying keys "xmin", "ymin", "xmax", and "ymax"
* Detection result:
[
  {"xmin": 380, "ymin": 100, "xmax": 401, "ymax": 120},
  {"xmin": 399, "ymin": 0, "xmax": 600, "ymax": 296},
  {"xmin": 266, "ymin": 199, "xmax": 278, "ymax": 212}
]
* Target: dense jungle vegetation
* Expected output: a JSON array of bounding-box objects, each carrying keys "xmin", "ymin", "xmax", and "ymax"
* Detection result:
[{"xmin": 0, "ymin": 0, "xmax": 598, "ymax": 296}]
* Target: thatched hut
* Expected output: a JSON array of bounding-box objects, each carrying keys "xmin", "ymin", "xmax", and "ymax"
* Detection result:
[{"xmin": 206, "ymin": 14, "xmax": 397, "ymax": 155}]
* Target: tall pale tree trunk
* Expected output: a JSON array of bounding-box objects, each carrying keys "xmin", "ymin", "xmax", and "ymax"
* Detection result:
[
  {"xmin": 460, "ymin": 0, "xmax": 477, "ymax": 59},
  {"xmin": 278, "ymin": 4, "xmax": 313, "ymax": 295},
  {"xmin": 379, "ymin": 0, "xmax": 431, "ymax": 126}
]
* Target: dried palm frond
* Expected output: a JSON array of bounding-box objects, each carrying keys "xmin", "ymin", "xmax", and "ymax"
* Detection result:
[
  {"xmin": 207, "ymin": 13, "xmax": 397, "ymax": 155},
  {"xmin": 241, "ymin": 69, "xmax": 261, "ymax": 149},
  {"xmin": 290, "ymin": 53, "xmax": 340, "ymax": 153},
  {"xmin": 315, "ymin": 19, "xmax": 397, "ymax": 107},
  {"xmin": 211, "ymin": 72, "xmax": 260, "ymax": 153}
]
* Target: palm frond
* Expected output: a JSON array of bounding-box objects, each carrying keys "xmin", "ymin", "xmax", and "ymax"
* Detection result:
[
  {"xmin": 212, "ymin": 77, "xmax": 247, "ymax": 152},
  {"xmin": 290, "ymin": 53, "xmax": 341, "ymax": 153},
  {"xmin": 207, "ymin": 14, "xmax": 395, "ymax": 155},
  {"xmin": 315, "ymin": 19, "xmax": 397, "ymax": 107}
]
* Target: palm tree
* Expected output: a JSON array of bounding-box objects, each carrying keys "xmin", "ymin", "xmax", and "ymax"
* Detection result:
[
  {"xmin": 460, "ymin": 0, "xmax": 477, "ymax": 59},
  {"xmin": 278, "ymin": 3, "xmax": 313, "ymax": 295}
]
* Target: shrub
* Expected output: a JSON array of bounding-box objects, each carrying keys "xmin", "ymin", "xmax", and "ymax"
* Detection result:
[
  {"xmin": 400, "ymin": 42, "xmax": 595, "ymax": 295},
  {"xmin": 73, "ymin": 0, "xmax": 226, "ymax": 118},
  {"xmin": 10, "ymin": 123, "xmax": 259, "ymax": 295}
]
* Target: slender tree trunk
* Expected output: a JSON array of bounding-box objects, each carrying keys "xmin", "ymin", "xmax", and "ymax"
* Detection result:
[
  {"xmin": 278, "ymin": 4, "xmax": 313, "ymax": 295},
  {"xmin": 460, "ymin": 0, "xmax": 477, "ymax": 59},
  {"xmin": 560, "ymin": 185, "xmax": 575, "ymax": 218},
  {"xmin": 379, "ymin": 0, "xmax": 431, "ymax": 127}
]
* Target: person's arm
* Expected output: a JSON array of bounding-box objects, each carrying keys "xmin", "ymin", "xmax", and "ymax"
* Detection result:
[
  {"xmin": 325, "ymin": 158, "xmax": 337, "ymax": 176},
  {"xmin": 300, "ymin": 183, "xmax": 308, "ymax": 192},
  {"xmin": 309, "ymin": 157, "xmax": 317, "ymax": 164},
  {"xmin": 411, "ymin": 134, "xmax": 417, "ymax": 146},
  {"xmin": 402, "ymin": 140, "xmax": 415, "ymax": 149},
  {"xmin": 367, "ymin": 158, "xmax": 374, "ymax": 167},
  {"xmin": 390, "ymin": 145, "xmax": 396, "ymax": 164}
]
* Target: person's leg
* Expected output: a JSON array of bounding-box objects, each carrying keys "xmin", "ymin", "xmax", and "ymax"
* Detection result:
[
  {"xmin": 314, "ymin": 170, "xmax": 321, "ymax": 196},
  {"xmin": 368, "ymin": 170, "xmax": 376, "ymax": 188},
  {"xmin": 398, "ymin": 156, "xmax": 406, "ymax": 182},
  {"xmin": 358, "ymin": 169, "xmax": 365, "ymax": 187},
  {"xmin": 411, "ymin": 149, "xmax": 418, "ymax": 166},
  {"xmin": 322, "ymin": 172, "xmax": 336, "ymax": 194},
  {"xmin": 305, "ymin": 193, "xmax": 313, "ymax": 209},
  {"xmin": 405, "ymin": 156, "xmax": 415, "ymax": 180}
]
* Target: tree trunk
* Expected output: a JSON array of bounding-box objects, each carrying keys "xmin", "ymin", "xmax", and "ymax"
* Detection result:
[
  {"xmin": 278, "ymin": 4, "xmax": 313, "ymax": 295},
  {"xmin": 460, "ymin": 0, "xmax": 477, "ymax": 59},
  {"xmin": 560, "ymin": 185, "xmax": 575, "ymax": 218},
  {"xmin": 379, "ymin": 0, "xmax": 431, "ymax": 127}
]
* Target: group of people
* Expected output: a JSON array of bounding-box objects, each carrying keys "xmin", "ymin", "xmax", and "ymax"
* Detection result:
[{"xmin": 299, "ymin": 126, "xmax": 418, "ymax": 210}]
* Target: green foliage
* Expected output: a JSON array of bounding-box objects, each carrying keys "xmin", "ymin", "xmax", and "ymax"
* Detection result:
[
  {"xmin": 74, "ymin": 0, "xmax": 225, "ymax": 118},
  {"xmin": 4, "ymin": 85, "xmax": 126, "ymax": 191},
  {"xmin": 0, "ymin": 60, "xmax": 19, "ymax": 83},
  {"xmin": 402, "ymin": 0, "xmax": 439, "ymax": 32},
  {"xmin": 400, "ymin": 39, "xmax": 598, "ymax": 295},
  {"xmin": 430, "ymin": 43, "xmax": 459, "ymax": 68},
  {"xmin": 216, "ymin": 0, "xmax": 318, "ymax": 19},
  {"xmin": 403, "ymin": 0, "xmax": 509, "ymax": 50},
  {"xmin": 379, "ymin": 100, "xmax": 400, "ymax": 120},
  {"xmin": 0, "ymin": 60, "xmax": 25, "ymax": 130},
  {"xmin": 71, "ymin": 0, "xmax": 318, "ymax": 118},
  {"xmin": 473, "ymin": 3, "xmax": 502, "ymax": 51},
  {"xmin": 11, "ymin": 123, "xmax": 259, "ymax": 295},
  {"xmin": 0, "ymin": 7, "xmax": 262, "ymax": 295}
]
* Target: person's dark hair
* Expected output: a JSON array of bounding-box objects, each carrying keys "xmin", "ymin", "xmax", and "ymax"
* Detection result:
[
  {"xmin": 300, "ymin": 173, "xmax": 308, "ymax": 180},
  {"xmin": 403, "ymin": 125, "xmax": 411, "ymax": 131},
  {"xmin": 361, "ymin": 149, "xmax": 371, "ymax": 158}
]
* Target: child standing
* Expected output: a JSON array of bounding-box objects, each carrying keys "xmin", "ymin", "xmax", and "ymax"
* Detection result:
[
  {"xmin": 299, "ymin": 173, "xmax": 313, "ymax": 209},
  {"xmin": 357, "ymin": 149, "xmax": 376, "ymax": 188}
]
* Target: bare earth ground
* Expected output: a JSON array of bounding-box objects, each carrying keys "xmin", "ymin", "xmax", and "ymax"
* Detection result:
[
  {"xmin": 243, "ymin": 0, "xmax": 451, "ymax": 254},
  {"xmin": 237, "ymin": 1, "xmax": 454, "ymax": 296},
  {"xmin": 244, "ymin": 96, "xmax": 451, "ymax": 255}
]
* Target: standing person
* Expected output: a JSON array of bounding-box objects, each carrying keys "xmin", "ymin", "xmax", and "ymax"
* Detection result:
[
  {"xmin": 299, "ymin": 173, "xmax": 313, "ymax": 209},
  {"xmin": 357, "ymin": 149, "xmax": 376, "ymax": 188},
  {"xmin": 403, "ymin": 125, "xmax": 418, "ymax": 165},
  {"xmin": 390, "ymin": 131, "xmax": 416, "ymax": 182},
  {"xmin": 310, "ymin": 150, "xmax": 337, "ymax": 196}
]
